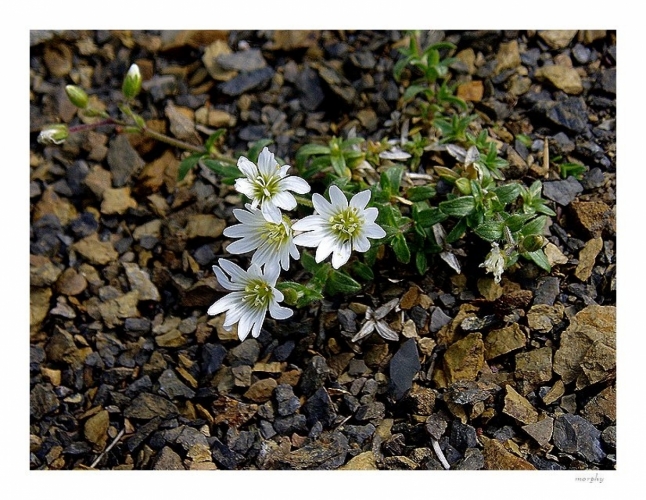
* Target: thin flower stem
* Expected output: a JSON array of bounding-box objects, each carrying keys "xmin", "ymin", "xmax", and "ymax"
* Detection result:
[
  {"xmin": 68, "ymin": 118, "xmax": 119, "ymax": 134},
  {"xmin": 141, "ymin": 127, "xmax": 205, "ymax": 154}
]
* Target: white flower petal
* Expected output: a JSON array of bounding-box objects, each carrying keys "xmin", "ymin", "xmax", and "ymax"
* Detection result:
[
  {"xmin": 292, "ymin": 215, "xmax": 326, "ymax": 232},
  {"xmin": 350, "ymin": 190, "xmax": 371, "ymax": 211},
  {"xmin": 226, "ymin": 238, "xmax": 260, "ymax": 255},
  {"xmin": 207, "ymin": 292, "xmax": 244, "ymax": 316},
  {"xmin": 280, "ymin": 176, "xmax": 311, "ymax": 194},
  {"xmin": 263, "ymin": 264, "xmax": 280, "ymax": 286},
  {"xmin": 331, "ymin": 241, "xmax": 352, "ymax": 268},
  {"xmin": 237, "ymin": 156, "xmax": 258, "ymax": 178},
  {"xmin": 353, "ymin": 233, "xmax": 371, "ymax": 252},
  {"xmin": 311, "ymin": 193, "xmax": 335, "ymax": 218},
  {"xmin": 363, "ymin": 207, "xmax": 379, "ymax": 224},
  {"xmin": 218, "ymin": 259, "xmax": 249, "ymax": 285},
  {"xmin": 272, "ymin": 191, "xmax": 297, "ymax": 211},
  {"xmin": 212, "ymin": 266, "xmax": 243, "ymax": 291},
  {"xmin": 328, "ymin": 185, "xmax": 348, "ymax": 209},
  {"xmin": 257, "ymin": 147, "xmax": 276, "ymax": 175},
  {"xmin": 293, "ymin": 231, "xmax": 325, "ymax": 247},
  {"xmin": 261, "ymin": 201, "xmax": 282, "ymax": 223},
  {"xmin": 363, "ymin": 223, "xmax": 386, "ymax": 239},
  {"xmin": 250, "ymin": 310, "xmax": 266, "ymax": 338},
  {"xmin": 269, "ymin": 301, "xmax": 293, "ymax": 320},
  {"xmin": 315, "ymin": 236, "xmax": 336, "ymax": 263},
  {"xmin": 223, "ymin": 224, "xmax": 254, "ymax": 238},
  {"xmin": 235, "ymin": 178, "xmax": 256, "ymax": 198}
]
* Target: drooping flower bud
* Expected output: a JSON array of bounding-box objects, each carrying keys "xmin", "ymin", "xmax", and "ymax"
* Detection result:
[
  {"xmin": 37, "ymin": 124, "xmax": 69, "ymax": 145},
  {"xmin": 122, "ymin": 64, "xmax": 142, "ymax": 99},
  {"xmin": 455, "ymin": 177, "xmax": 472, "ymax": 195},
  {"xmin": 519, "ymin": 234, "xmax": 546, "ymax": 253},
  {"xmin": 65, "ymin": 85, "xmax": 88, "ymax": 108}
]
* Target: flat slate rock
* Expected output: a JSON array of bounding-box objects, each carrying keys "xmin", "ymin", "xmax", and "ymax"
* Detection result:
[
  {"xmin": 553, "ymin": 414, "xmax": 606, "ymax": 463},
  {"xmin": 389, "ymin": 338, "xmax": 421, "ymax": 400}
]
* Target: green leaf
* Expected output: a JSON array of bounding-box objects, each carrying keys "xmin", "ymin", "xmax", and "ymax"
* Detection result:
[
  {"xmin": 204, "ymin": 129, "xmax": 227, "ymax": 153},
  {"xmin": 445, "ymin": 217, "xmax": 468, "ymax": 243},
  {"xmin": 439, "ymin": 196, "xmax": 476, "ymax": 217},
  {"xmin": 380, "ymin": 167, "xmax": 404, "ymax": 196},
  {"xmin": 177, "ymin": 153, "xmax": 204, "ymax": 181},
  {"xmin": 474, "ymin": 221, "xmax": 504, "ymax": 242},
  {"xmin": 406, "ymin": 185, "xmax": 436, "ymax": 201},
  {"xmin": 402, "ymin": 84, "xmax": 428, "ymax": 101},
  {"xmin": 326, "ymin": 270, "xmax": 362, "ymax": 295},
  {"xmin": 296, "ymin": 143, "xmax": 331, "ymax": 159},
  {"xmin": 330, "ymin": 154, "xmax": 347, "ymax": 178},
  {"xmin": 504, "ymin": 214, "xmax": 536, "ymax": 233},
  {"xmin": 415, "ymin": 251, "xmax": 428, "ymax": 275},
  {"xmin": 301, "ymin": 251, "xmax": 321, "ymax": 274},
  {"xmin": 352, "ymin": 261, "xmax": 374, "ymax": 281},
  {"xmin": 524, "ymin": 249, "xmax": 551, "ymax": 272},
  {"xmin": 520, "ymin": 215, "xmax": 548, "ymax": 236},
  {"xmin": 201, "ymin": 159, "xmax": 243, "ymax": 184},
  {"xmin": 392, "ymin": 233, "xmax": 411, "ymax": 264},
  {"xmin": 492, "ymin": 183, "xmax": 521, "ymax": 205},
  {"xmin": 247, "ymin": 139, "xmax": 274, "ymax": 163},
  {"xmin": 415, "ymin": 207, "xmax": 448, "ymax": 228}
]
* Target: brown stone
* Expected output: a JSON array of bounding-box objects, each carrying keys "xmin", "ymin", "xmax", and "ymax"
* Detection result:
[
  {"xmin": 515, "ymin": 347, "xmax": 553, "ymax": 388},
  {"xmin": 399, "ymin": 286, "xmax": 420, "ymax": 309},
  {"xmin": 30, "ymin": 255, "xmax": 62, "ymax": 287},
  {"xmin": 522, "ymin": 417, "xmax": 554, "ymax": 448},
  {"xmin": 553, "ymin": 305, "xmax": 616, "ymax": 389},
  {"xmin": 33, "ymin": 188, "xmax": 77, "ymax": 226},
  {"xmin": 155, "ymin": 329, "xmax": 187, "ymax": 348},
  {"xmin": 457, "ymin": 80, "xmax": 484, "ymax": 102},
  {"xmin": 56, "ymin": 268, "xmax": 88, "ymax": 296},
  {"xmin": 582, "ymin": 385, "xmax": 616, "ymax": 425},
  {"xmin": 544, "ymin": 242, "xmax": 569, "ymax": 266},
  {"xmin": 496, "ymin": 40, "xmax": 521, "ymax": 73},
  {"xmin": 72, "ymin": 234, "xmax": 118, "ymax": 266},
  {"xmin": 503, "ymin": 384, "xmax": 538, "ymax": 424},
  {"xmin": 195, "ymin": 107, "xmax": 236, "ymax": 128},
  {"xmin": 212, "ymin": 395, "xmax": 258, "ymax": 428},
  {"xmin": 575, "ymin": 237, "xmax": 603, "ymax": 281},
  {"xmin": 201, "ymin": 40, "xmax": 237, "ymax": 81},
  {"xmin": 340, "ymin": 451, "xmax": 377, "ymax": 470},
  {"xmin": 542, "ymin": 379, "xmax": 566, "ymax": 405},
  {"xmin": 442, "ymin": 333, "xmax": 485, "ymax": 384},
  {"xmin": 569, "ymin": 200, "xmax": 613, "ymax": 238},
  {"xmin": 484, "ymin": 324, "xmax": 526, "ymax": 360},
  {"xmin": 244, "ymin": 378, "xmax": 278, "ymax": 403},
  {"xmin": 44, "ymin": 42, "xmax": 73, "ymax": 77},
  {"xmin": 527, "ymin": 304, "xmax": 563, "ymax": 333},
  {"xmin": 138, "ymin": 150, "xmax": 179, "ymax": 192},
  {"xmin": 84, "ymin": 165, "xmax": 112, "ymax": 197},
  {"xmin": 482, "ymin": 437, "xmax": 535, "ymax": 470},
  {"xmin": 538, "ymin": 30, "xmax": 578, "ymax": 49},
  {"xmin": 101, "ymin": 187, "xmax": 137, "ymax": 215},
  {"xmin": 30, "ymin": 287, "xmax": 52, "ymax": 330},
  {"xmin": 535, "ymin": 65, "xmax": 583, "ymax": 94},
  {"xmin": 186, "ymin": 214, "xmax": 226, "ymax": 239},
  {"xmin": 84, "ymin": 410, "xmax": 110, "ymax": 450}
]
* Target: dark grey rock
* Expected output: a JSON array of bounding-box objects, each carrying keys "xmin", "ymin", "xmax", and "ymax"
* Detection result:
[
  {"xmin": 543, "ymin": 177, "xmax": 583, "ymax": 206},
  {"xmin": 219, "ymin": 67, "xmax": 275, "ymax": 96},
  {"xmin": 337, "ymin": 308, "xmax": 357, "ymax": 333},
  {"xmin": 158, "ymin": 368, "xmax": 195, "ymax": 399},
  {"xmin": 568, "ymin": 283, "xmax": 598, "ymax": 305},
  {"xmin": 295, "ymin": 66, "xmax": 325, "ymax": 111},
  {"xmin": 211, "ymin": 437, "xmax": 242, "ymax": 470},
  {"xmin": 341, "ymin": 394, "xmax": 360, "ymax": 414},
  {"xmin": 492, "ymin": 425, "xmax": 516, "ymax": 441},
  {"xmin": 551, "ymin": 132, "xmax": 575, "ymax": 154},
  {"xmin": 355, "ymin": 401, "xmax": 385, "ymax": 421},
  {"xmin": 124, "ymin": 393, "xmax": 178, "ymax": 420},
  {"xmin": 581, "ymin": 167, "xmax": 605, "ymax": 190},
  {"xmin": 425, "ymin": 413, "xmax": 449, "ymax": 440},
  {"xmin": 142, "ymin": 75, "xmax": 179, "ymax": 101},
  {"xmin": 389, "ymin": 338, "xmax": 421, "ymax": 400},
  {"xmin": 450, "ymin": 421, "xmax": 479, "ymax": 453},
  {"xmin": 107, "ymin": 134, "xmax": 145, "ymax": 187},
  {"xmin": 348, "ymin": 359, "xmax": 369, "ymax": 376},
  {"xmin": 461, "ymin": 314, "xmax": 498, "ymax": 332},
  {"xmin": 227, "ymin": 428, "xmax": 256, "ymax": 455},
  {"xmin": 30, "ymin": 384, "xmax": 60, "ymax": 420},
  {"xmin": 259, "ymin": 420, "xmax": 276, "ymax": 439},
  {"xmin": 572, "ymin": 43, "xmax": 591, "ymax": 64},
  {"xmin": 553, "ymin": 414, "xmax": 606, "ymax": 463},
  {"xmin": 193, "ymin": 244, "xmax": 216, "ymax": 266},
  {"xmin": 217, "ymin": 49, "xmax": 266, "ymax": 72},
  {"xmin": 299, "ymin": 355, "xmax": 331, "ymax": 396},
  {"xmin": 343, "ymin": 423, "xmax": 376, "ymax": 445},
  {"xmin": 455, "ymin": 447, "xmax": 484, "ymax": 470},
  {"xmin": 533, "ymin": 97, "xmax": 589, "ymax": 134},
  {"xmin": 308, "ymin": 421, "xmax": 323, "ymax": 440},
  {"xmin": 64, "ymin": 441, "xmax": 92, "ymax": 456},
  {"xmin": 228, "ymin": 339, "xmax": 260, "ymax": 367},
  {"xmin": 430, "ymin": 307, "xmax": 452, "ymax": 333},
  {"xmin": 528, "ymin": 454, "xmax": 566, "ymax": 470},
  {"xmin": 599, "ymin": 68, "xmax": 616, "ymax": 95},
  {"xmin": 276, "ymin": 431, "xmax": 348, "ymax": 470},
  {"xmin": 521, "ymin": 48, "xmax": 541, "ymax": 66},
  {"xmin": 350, "ymin": 51, "xmax": 377, "ymax": 69},
  {"xmin": 273, "ymin": 413, "xmax": 308, "ymax": 434},
  {"xmin": 70, "ymin": 212, "xmax": 98, "ymax": 238},
  {"xmin": 533, "ymin": 276, "xmax": 561, "ymax": 306},
  {"xmin": 125, "ymin": 375, "xmax": 152, "ymax": 398},
  {"xmin": 238, "ymin": 124, "xmax": 267, "ymax": 141},
  {"xmin": 124, "ymin": 317, "xmax": 151, "ymax": 334},
  {"xmin": 601, "ymin": 426, "xmax": 616, "ymax": 450},
  {"xmin": 30, "ymin": 345, "xmax": 45, "ymax": 372},
  {"xmin": 303, "ymin": 387, "xmax": 336, "ymax": 427},
  {"xmin": 273, "ymin": 340, "xmax": 295, "ymax": 362},
  {"xmin": 126, "ymin": 416, "xmax": 162, "ymax": 452},
  {"xmin": 438, "ymin": 293, "xmax": 456, "ymax": 308},
  {"xmin": 410, "ymin": 306, "xmax": 429, "ymax": 329},
  {"xmin": 275, "ymin": 384, "xmax": 301, "ymax": 416},
  {"xmin": 202, "ymin": 343, "xmax": 227, "ymax": 378},
  {"xmin": 439, "ymin": 437, "xmax": 462, "ymax": 465}
]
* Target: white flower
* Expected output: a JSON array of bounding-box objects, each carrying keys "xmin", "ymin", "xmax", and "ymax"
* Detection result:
[
  {"xmin": 208, "ymin": 259, "xmax": 292, "ymax": 341},
  {"xmin": 38, "ymin": 125, "xmax": 68, "ymax": 145},
  {"xmin": 480, "ymin": 242, "xmax": 505, "ymax": 283},
  {"xmin": 292, "ymin": 185, "xmax": 386, "ymax": 269},
  {"xmin": 234, "ymin": 147, "xmax": 310, "ymax": 223},
  {"xmin": 223, "ymin": 204, "xmax": 299, "ymax": 271}
]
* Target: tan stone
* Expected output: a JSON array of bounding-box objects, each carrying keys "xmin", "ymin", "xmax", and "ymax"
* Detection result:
[
  {"xmin": 186, "ymin": 214, "xmax": 226, "ymax": 239},
  {"xmin": 30, "ymin": 286, "xmax": 52, "ymax": 329},
  {"xmin": 582, "ymin": 385, "xmax": 616, "ymax": 424},
  {"xmin": 84, "ymin": 410, "xmax": 109, "ymax": 450},
  {"xmin": 84, "ymin": 165, "xmax": 112, "ymax": 197},
  {"xmin": 101, "ymin": 187, "xmax": 137, "ymax": 215},
  {"xmin": 535, "ymin": 65, "xmax": 583, "ymax": 95},
  {"xmin": 244, "ymin": 378, "xmax": 277, "ymax": 403},
  {"xmin": 442, "ymin": 333, "xmax": 485, "ymax": 384},
  {"xmin": 515, "ymin": 347, "xmax": 553, "ymax": 388},
  {"xmin": 30, "ymin": 256, "xmax": 62, "ymax": 287},
  {"xmin": 527, "ymin": 304, "xmax": 563, "ymax": 333},
  {"xmin": 341, "ymin": 451, "xmax": 377, "ymax": 470},
  {"xmin": 503, "ymin": 385, "xmax": 538, "ymax": 425},
  {"xmin": 522, "ymin": 417, "xmax": 554, "ymax": 447},
  {"xmin": 56, "ymin": 268, "xmax": 88, "ymax": 296},
  {"xmin": 575, "ymin": 237, "xmax": 603, "ymax": 281},
  {"xmin": 72, "ymin": 234, "xmax": 118, "ymax": 266},
  {"xmin": 542, "ymin": 379, "xmax": 565, "ymax": 405},
  {"xmin": 484, "ymin": 324, "xmax": 526, "ymax": 360},
  {"xmin": 544, "ymin": 242, "xmax": 568, "ymax": 266},
  {"xmin": 570, "ymin": 200, "xmax": 613, "ymax": 238},
  {"xmin": 538, "ymin": 30, "xmax": 578, "ymax": 49},
  {"xmin": 496, "ymin": 41, "xmax": 521, "ymax": 73},
  {"xmin": 202, "ymin": 40, "xmax": 237, "ymax": 81},
  {"xmin": 195, "ymin": 107, "xmax": 236, "ymax": 128},
  {"xmin": 457, "ymin": 80, "xmax": 484, "ymax": 102},
  {"xmin": 482, "ymin": 437, "xmax": 535, "ymax": 470},
  {"xmin": 33, "ymin": 188, "xmax": 77, "ymax": 226}
]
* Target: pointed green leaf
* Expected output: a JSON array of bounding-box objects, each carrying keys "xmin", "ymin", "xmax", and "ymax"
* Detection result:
[
  {"xmin": 524, "ymin": 249, "xmax": 551, "ymax": 272},
  {"xmin": 177, "ymin": 153, "xmax": 204, "ymax": 181},
  {"xmin": 392, "ymin": 233, "xmax": 411, "ymax": 264},
  {"xmin": 326, "ymin": 270, "xmax": 362, "ymax": 295},
  {"xmin": 474, "ymin": 221, "xmax": 504, "ymax": 242},
  {"xmin": 440, "ymin": 196, "xmax": 476, "ymax": 217}
]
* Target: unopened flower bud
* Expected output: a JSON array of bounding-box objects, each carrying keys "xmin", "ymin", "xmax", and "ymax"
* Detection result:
[
  {"xmin": 455, "ymin": 177, "xmax": 472, "ymax": 195},
  {"xmin": 65, "ymin": 85, "xmax": 88, "ymax": 108},
  {"xmin": 519, "ymin": 234, "xmax": 546, "ymax": 253},
  {"xmin": 122, "ymin": 64, "xmax": 142, "ymax": 99},
  {"xmin": 37, "ymin": 124, "xmax": 69, "ymax": 145}
]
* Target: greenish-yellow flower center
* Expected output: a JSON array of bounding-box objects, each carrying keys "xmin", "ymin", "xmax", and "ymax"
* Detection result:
[
  {"xmin": 329, "ymin": 208, "xmax": 362, "ymax": 242},
  {"xmin": 252, "ymin": 173, "xmax": 281, "ymax": 202},
  {"xmin": 243, "ymin": 279, "xmax": 274, "ymax": 309},
  {"xmin": 263, "ymin": 217, "xmax": 291, "ymax": 244}
]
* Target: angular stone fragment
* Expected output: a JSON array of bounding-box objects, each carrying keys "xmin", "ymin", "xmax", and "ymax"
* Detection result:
[
  {"xmin": 84, "ymin": 410, "xmax": 110, "ymax": 450},
  {"xmin": 442, "ymin": 333, "xmax": 485, "ymax": 384},
  {"xmin": 522, "ymin": 417, "xmax": 554, "ymax": 447},
  {"xmin": 482, "ymin": 437, "xmax": 535, "ymax": 470},
  {"xmin": 535, "ymin": 65, "xmax": 583, "ymax": 94},
  {"xmin": 503, "ymin": 385, "xmax": 538, "ymax": 425},
  {"xmin": 527, "ymin": 304, "xmax": 563, "ymax": 333},
  {"xmin": 515, "ymin": 347, "xmax": 553, "ymax": 388},
  {"xmin": 72, "ymin": 234, "xmax": 118, "ymax": 265},
  {"xmin": 484, "ymin": 324, "xmax": 526, "ymax": 360},
  {"xmin": 574, "ymin": 237, "xmax": 603, "ymax": 281}
]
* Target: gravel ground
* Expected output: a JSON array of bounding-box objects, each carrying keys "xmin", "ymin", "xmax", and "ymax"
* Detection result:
[{"xmin": 29, "ymin": 29, "xmax": 616, "ymax": 471}]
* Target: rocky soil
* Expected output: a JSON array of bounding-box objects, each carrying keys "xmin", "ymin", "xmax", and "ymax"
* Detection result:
[{"xmin": 29, "ymin": 30, "xmax": 616, "ymax": 470}]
